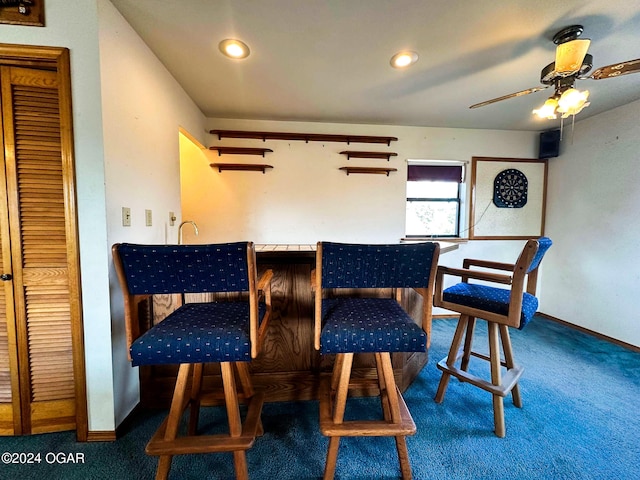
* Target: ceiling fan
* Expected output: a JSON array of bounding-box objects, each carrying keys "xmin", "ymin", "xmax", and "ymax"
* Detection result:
[{"xmin": 470, "ymin": 25, "xmax": 640, "ymax": 120}]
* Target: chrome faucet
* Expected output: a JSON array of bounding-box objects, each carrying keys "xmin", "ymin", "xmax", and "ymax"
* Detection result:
[{"xmin": 178, "ymin": 220, "xmax": 199, "ymax": 244}]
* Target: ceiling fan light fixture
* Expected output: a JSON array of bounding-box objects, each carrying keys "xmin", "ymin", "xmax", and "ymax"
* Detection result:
[
  {"xmin": 390, "ymin": 51, "xmax": 418, "ymax": 69},
  {"xmin": 218, "ymin": 39, "xmax": 250, "ymax": 59},
  {"xmin": 533, "ymin": 97, "xmax": 559, "ymax": 119},
  {"xmin": 555, "ymin": 39, "xmax": 591, "ymax": 76},
  {"xmin": 557, "ymin": 88, "xmax": 590, "ymax": 117},
  {"xmin": 471, "ymin": 24, "xmax": 640, "ymax": 127}
]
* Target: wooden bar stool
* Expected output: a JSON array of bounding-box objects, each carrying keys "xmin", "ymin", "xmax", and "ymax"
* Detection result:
[
  {"xmin": 112, "ymin": 242, "xmax": 272, "ymax": 480},
  {"xmin": 313, "ymin": 241, "xmax": 440, "ymax": 479},
  {"xmin": 433, "ymin": 237, "xmax": 552, "ymax": 437}
]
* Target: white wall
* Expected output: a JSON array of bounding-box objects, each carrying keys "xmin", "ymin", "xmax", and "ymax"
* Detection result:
[
  {"xmin": 184, "ymin": 118, "xmax": 538, "ymax": 244},
  {"xmin": 543, "ymin": 99, "xmax": 640, "ymax": 347},
  {"xmin": 98, "ymin": 0, "xmax": 206, "ymax": 427}
]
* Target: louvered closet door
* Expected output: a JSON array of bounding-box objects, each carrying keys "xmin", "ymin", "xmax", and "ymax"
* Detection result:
[{"xmin": 0, "ymin": 65, "xmax": 77, "ymax": 434}]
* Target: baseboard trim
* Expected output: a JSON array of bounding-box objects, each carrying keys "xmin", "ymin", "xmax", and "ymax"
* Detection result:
[
  {"xmin": 537, "ymin": 313, "xmax": 640, "ymax": 353},
  {"xmin": 434, "ymin": 313, "xmax": 639, "ymax": 352},
  {"xmin": 86, "ymin": 430, "xmax": 116, "ymax": 442},
  {"xmin": 87, "ymin": 403, "xmax": 148, "ymax": 442}
]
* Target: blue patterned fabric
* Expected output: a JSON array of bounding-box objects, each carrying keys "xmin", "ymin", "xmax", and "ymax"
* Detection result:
[
  {"xmin": 130, "ymin": 302, "xmax": 267, "ymax": 366},
  {"xmin": 320, "ymin": 298, "xmax": 427, "ymax": 354},
  {"xmin": 116, "ymin": 243, "xmax": 249, "ymax": 295},
  {"xmin": 321, "ymin": 242, "xmax": 438, "ymax": 289},
  {"xmin": 442, "ymin": 283, "xmax": 539, "ymax": 329},
  {"xmin": 115, "ymin": 242, "xmax": 261, "ymax": 366},
  {"xmin": 527, "ymin": 237, "xmax": 552, "ymax": 273},
  {"xmin": 318, "ymin": 242, "xmax": 437, "ymax": 354}
]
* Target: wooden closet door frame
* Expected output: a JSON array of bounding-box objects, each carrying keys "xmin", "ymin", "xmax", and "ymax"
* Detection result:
[
  {"xmin": 0, "ymin": 44, "xmax": 87, "ymax": 441},
  {"xmin": 0, "ymin": 77, "xmax": 21, "ymax": 434}
]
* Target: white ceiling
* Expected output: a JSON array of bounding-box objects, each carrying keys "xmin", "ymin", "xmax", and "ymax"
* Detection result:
[{"xmin": 109, "ymin": 0, "xmax": 640, "ymax": 131}]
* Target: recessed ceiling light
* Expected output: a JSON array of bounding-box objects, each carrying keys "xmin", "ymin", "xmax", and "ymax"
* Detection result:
[
  {"xmin": 218, "ymin": 39, "xmax": 250, "ymax": 59},
  {"xmin": 390, "ymin": 51, "xmax": 418, "ymax": 69}
]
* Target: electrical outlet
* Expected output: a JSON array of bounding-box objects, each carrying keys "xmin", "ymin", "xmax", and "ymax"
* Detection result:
[
  {"xmin": 145, "ymin": 209, "xmax": 152, "ymax": 226},
  {"xmin": 122, "ymin": 207, "xmax": 131, "ymax": 227}
]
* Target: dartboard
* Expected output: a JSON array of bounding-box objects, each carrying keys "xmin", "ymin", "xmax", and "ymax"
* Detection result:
[{"xmin": 493, "ymin": 169, "xmax": 528, "ymax": 208}]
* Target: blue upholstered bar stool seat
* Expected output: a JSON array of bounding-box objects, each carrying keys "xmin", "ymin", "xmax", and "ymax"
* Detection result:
[
  {"xmin": 314, "ymin": 242, "xmax": 440, "ymax": 480},
  {"xmin": 113, "ymin": 242, "xmax": 273, "ymax": 480},
  {"xmin": 433, "ymin": 237, "xmax": 552, "ymax": 437}
]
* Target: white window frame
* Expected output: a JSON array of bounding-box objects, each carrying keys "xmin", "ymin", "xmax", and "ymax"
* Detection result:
[{"xmin": 405, "ymin": 159, "xmax": 468, "ymax": 239}]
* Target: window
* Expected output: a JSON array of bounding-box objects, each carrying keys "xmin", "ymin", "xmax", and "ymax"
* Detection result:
[{"xmin": 405, "ymin": 164, "xmax": 463, "ymax": 237}]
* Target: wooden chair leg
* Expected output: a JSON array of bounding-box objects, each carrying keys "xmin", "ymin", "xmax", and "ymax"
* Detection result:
[
  {"xmin": 323, "ymin": 353, "xmax": 353, "ymax": 480},
  {"xmin": 221, "ymin": 362, "xmax": 249, "ymax": 480},
  {"xmin": 460, "ymin": 317, "xmax": 476, "ymax": 372},
  {"xmin": 323, "ymin": 437, "xmax": 341, "ymax": 480},
  {"xmin": 435, "ymin": 315, "xmax": 469, "ymax": 403},
  {"xmin": 188, "ymin": 363, "xmax": 204, "ymax": 436},
  {"xmin": 375, "ymin": 352, "xmax": 392, "ymax": 420},
  {"xmin": 155, "ymin": 363, "xmax": 193, "ymax": 480},
  {"xmin": 332, "ymin": 353, "xmax": 353, "ymax": 424},
  {"xmin": 379, "ymin": 353, "xmax": 401, "ymax": 424},
  {"xmin": 235, "ymin": 362, "xmax": 255, "ymax": 398},
  {"xmin": 330, "ymin": 353, "xmax": 346, "ymax": 391},
  {"xmin": 235, "ymin": 361, "xmax": 263, "ymax": 436},
  {"xmin": 233, "ymin": 451, "xmax": 249, "ymax": 480},
  {"xmin": 499, "ymin": 324, "xmax": 522, "ymax": 408},
  {"xmin": 395, "ymin": 436, "xmax": 412, "ymax": 480},
  {"xmin": 379, "ymin": 352, "xmax": 412, "ymax": 480},
  {"xmin": 488, "ymin": 322, "xmax": 505, "ymax": 438},
  {"xmin": 155, "ymin": 456, "xmax": 173, "ymax": 480}
]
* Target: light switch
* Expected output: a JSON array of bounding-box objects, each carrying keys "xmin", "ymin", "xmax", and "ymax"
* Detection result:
[
  {"xmin": 145, "ymin": 209, "xmax": 153, "ymax": 226},
  {"xmin": 122, "ymin": 207, "xmax": 131, "ymax": 227}
]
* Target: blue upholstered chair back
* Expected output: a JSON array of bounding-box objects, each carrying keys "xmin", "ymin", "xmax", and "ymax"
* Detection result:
[
  {"xmin": 527, "ymin": 237, "xmax": 552, "ymax": 273},
  {"xmin": 321, "ymin": 242, "xmax": 438, "ymax": 289},
  {"xmin": 115, "ymin": 242, "xmax": 250, "ymax": 295}
]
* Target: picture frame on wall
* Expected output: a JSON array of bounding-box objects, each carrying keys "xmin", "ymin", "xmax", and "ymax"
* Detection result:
[
  {"xmin": 0, "ymin": 0, "xmax": 44, "ymax": 27},
  {"xmin": 469, "ymin": 156, "xmax": 548, "ymax": 239}
]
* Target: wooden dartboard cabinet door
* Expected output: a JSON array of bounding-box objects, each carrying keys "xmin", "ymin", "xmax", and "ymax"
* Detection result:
[{"xmin": 0, "ymin": 45, "xmax": 87, "ymax": 438}]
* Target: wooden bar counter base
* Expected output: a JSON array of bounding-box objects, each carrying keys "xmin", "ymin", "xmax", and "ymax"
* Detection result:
[{"xmin": 139, "ymin": 243, "xmax": 457, "ymax": 408}]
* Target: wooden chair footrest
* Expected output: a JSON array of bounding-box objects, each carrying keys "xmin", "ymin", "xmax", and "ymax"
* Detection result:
[
  {"xmin": 436, "ymin": 358, "xmax": 523, "ymax": 397},
  {"xmin": 146, "ymin": 432, "xmax": 256, "ymax": 455},
  {"xmin": 469, "ymin": 350, "xmax": 509, "ymax": 368},
  {"xmin": 146, "ymin": 392, "xmax": 264, "ymax": 456},
  {"xmin": 319, "ymin": 381, "xmax": 416, "ymax": 437},
  {"xmin": 198, "ymin": 391, "xmax": 250, "ymax": 406}
]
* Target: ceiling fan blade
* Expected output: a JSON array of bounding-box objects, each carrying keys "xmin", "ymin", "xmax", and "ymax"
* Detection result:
[
  {"xmin": 588, "ymin": 58, "xmax": 640, "ymax": 80},
  {"xmin": 469, "ymin": 86, "xmax": 549, "ymax": 109}
]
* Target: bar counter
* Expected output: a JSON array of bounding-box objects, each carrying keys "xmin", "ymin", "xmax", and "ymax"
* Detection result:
[{"xmin": 140, "ymin": 242, "xmax": 458, "ymax": 407}]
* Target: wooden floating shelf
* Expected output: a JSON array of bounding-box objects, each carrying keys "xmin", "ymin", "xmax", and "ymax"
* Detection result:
[
  {"xmin": 209, "ymin": 146, "xmax": 273, "ymax": 157},
  {"xmin": 210, "ymin": 163, "xmax": 273, "ymax": 173},
  {"xmin": 339, "ymin": 167, "xmax": 397, "ymax": 176},
  {"xmin": 340, "ymin": 151, "xmax": 398, "ymax": 161},
  {"xmin": 210, "ymin": 129, "xmax": 397, "ymax": 145}
]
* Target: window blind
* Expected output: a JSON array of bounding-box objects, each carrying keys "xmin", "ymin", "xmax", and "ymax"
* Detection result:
[{"xmin": 407, "ymin": 165, "xmax": 463, "ymax": 182}]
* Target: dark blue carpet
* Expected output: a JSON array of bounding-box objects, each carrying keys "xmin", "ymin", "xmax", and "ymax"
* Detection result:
[{"xmin": 0, "ymin": 316, "xmax": 638, "ymax": 479}]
